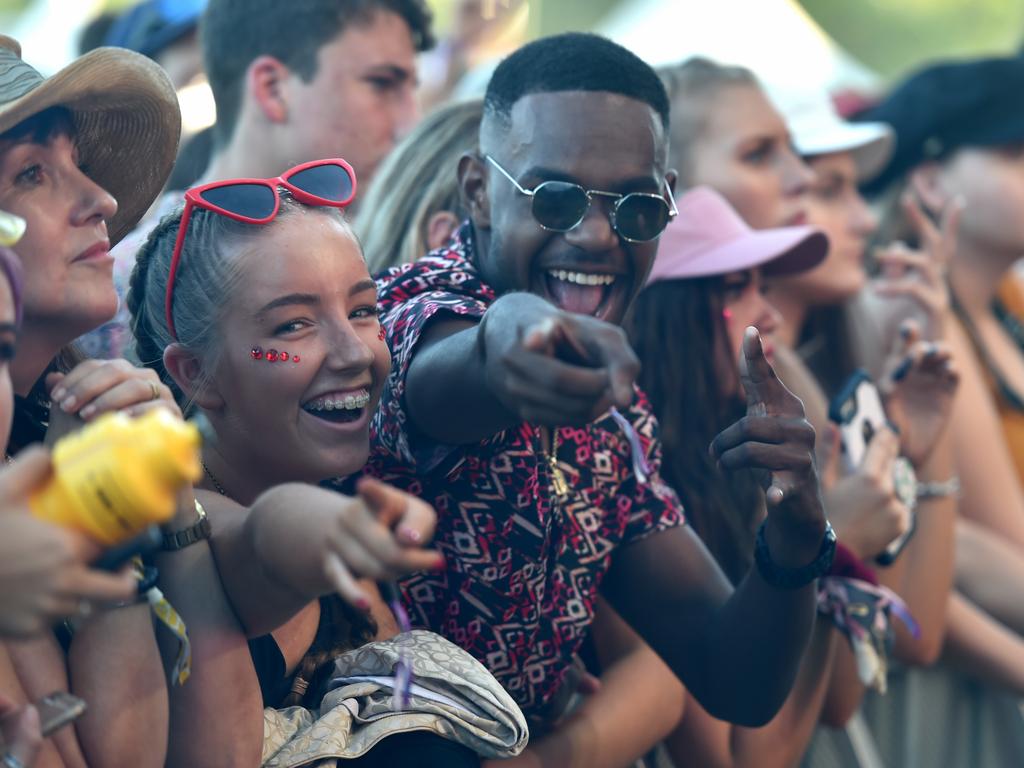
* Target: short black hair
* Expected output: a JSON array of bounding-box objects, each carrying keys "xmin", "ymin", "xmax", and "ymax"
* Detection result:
[
  {"xmin": 484, "ymin": 32, "xmax": 669, "ymax": 131},
  {"xmin": 202, "ymin": 0, "xmax": 435, "ymax": 147}
]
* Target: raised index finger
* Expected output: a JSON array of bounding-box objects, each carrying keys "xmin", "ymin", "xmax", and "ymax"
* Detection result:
[{"xmin": 738, "ymin": 327, "xmax": 785, "ymax": 413}]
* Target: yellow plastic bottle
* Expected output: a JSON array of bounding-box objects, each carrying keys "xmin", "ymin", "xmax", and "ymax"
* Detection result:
[{"xmin": 31, "ymin": 409, "xmax": 202, "ymax": 546}]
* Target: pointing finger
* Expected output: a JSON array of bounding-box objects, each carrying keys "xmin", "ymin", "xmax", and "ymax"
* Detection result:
[{"xmin": 739, "ymin": 327, "xmax": 791, "ymax": 414}]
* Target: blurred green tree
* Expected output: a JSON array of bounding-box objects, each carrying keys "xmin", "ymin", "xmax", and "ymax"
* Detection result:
[{"xmin": 799, "ymin": 0, "xmax": 1024, "ymax": 79}]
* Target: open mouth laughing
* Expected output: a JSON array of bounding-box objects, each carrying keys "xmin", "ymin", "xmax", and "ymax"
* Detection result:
[
  {"xmin": 538, "ymin": 267, "xmax": 632, "ymax": 321},
  {"xmin": 301, "ymin": 388, "xmax": 371, "ymax": 425}
]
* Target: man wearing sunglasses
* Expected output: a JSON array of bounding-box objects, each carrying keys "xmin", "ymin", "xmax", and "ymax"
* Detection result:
[{"xmin": 368, "ymin": 32, "xmax": 833, "ymax": 749}]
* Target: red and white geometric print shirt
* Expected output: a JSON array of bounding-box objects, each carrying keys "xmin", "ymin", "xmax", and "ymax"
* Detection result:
[{"xmin": 365, "ymin": 223, "xmax": 686, "ymax": 719}]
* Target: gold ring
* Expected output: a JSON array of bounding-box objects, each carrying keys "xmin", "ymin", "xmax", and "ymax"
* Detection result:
[{"xmin": 148, "ymin": 381, "xmax": 160, "ymax": 401}]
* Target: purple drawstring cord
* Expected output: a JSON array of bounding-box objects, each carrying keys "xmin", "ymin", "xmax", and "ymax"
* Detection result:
[
  {"xmin": 379, "ymin": 581, "xmax": 413, "ymax": 710},
  {"xmin": 609, "ymin": 407, "xmax": 651, "ymax": 485}
]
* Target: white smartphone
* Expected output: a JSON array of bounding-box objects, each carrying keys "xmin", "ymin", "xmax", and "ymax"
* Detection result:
[
  {"xmin": 829, "ymin": 369, "xmax": 888, "ymax": 471},
  {"xmin": 829, "ymin": 369, "xmax": 917, "ymax": 566}
]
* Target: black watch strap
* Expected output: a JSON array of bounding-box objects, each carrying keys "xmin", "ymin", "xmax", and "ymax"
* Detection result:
[
  {"xmin": 161, "ymin": 500, "xmax": 211, "ymax": 551},
  {"xmin": 754, "ymin": 520, "xmax": 836, "ymax": 590}
]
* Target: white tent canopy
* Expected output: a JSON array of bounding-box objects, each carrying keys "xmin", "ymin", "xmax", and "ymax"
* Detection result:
[{"xmin": 598, "ymin": 0, "xmax": 878, "ymax": 93}]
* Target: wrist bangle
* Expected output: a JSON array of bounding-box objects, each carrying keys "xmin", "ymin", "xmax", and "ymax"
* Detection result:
[
  {"xmin": 916, "ymin": 477, "xmax": 960, "ymax": 501},
  {"xmin": 161, "ymin": 500, "xmax": 211, "ymax": 551}
]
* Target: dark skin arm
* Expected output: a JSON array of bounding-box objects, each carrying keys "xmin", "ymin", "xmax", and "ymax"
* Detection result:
[
  {"xmin": 604, "ymin": 330, "xmax": 826, "ymax": 726},
  {"xmin": 406, "ymin": 291, "xmax": 638, "ymax": 443},
  {"xmin": 412, "ymin": 302, "xmax": 827, "ymax": 726},
  {"xmin": 602, "ymin": 527, "xmax": 817, "ymax": 727}
]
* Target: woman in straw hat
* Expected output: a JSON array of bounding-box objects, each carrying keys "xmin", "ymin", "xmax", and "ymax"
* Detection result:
[{"xmin": 0, "ymin": 35, "xmax": 181, "ymax": 768}]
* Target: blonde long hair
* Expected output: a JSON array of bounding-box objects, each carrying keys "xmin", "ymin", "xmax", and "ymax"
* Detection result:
[
  {"xmin": 657, "ymin": 58, "xmax": 760, "ymax": 182},
  {"xmin": 356, "ymin": 99, "xmax": 483, "ymax": 273}
]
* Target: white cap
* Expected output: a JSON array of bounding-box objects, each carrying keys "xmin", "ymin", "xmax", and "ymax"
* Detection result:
[{"xmin": 772, "ymin": 88, "xmax": 894, "ymax": 184}]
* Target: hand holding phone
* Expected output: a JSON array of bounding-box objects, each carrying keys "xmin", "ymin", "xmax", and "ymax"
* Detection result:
[
  {"xmin": 830, "ymin": 370, "xmax": 917, "ymax": 565},
  {"xmin": 829, "ymin": 370, "xmax": 889, "ymax": 471}
]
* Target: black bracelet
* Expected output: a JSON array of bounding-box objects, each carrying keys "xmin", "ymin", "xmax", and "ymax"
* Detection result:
[{"xmin": 754, "ymin": 519, "xmax": 836, "ymax": 590}]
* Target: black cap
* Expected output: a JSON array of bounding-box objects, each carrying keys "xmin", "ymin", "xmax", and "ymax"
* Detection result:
[{"xmin": 854, "ymin": 56, "xmax": 1024, "ymax": 194}]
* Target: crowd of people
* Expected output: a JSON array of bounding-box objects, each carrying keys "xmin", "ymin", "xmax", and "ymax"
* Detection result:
[{"xmin": 0, "ymin": 0, "xmax": 1022, "ymax": 766}]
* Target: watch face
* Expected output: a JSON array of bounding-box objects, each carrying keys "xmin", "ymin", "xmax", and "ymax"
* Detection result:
[{"xmin": 892, "ymin": 457, "xmax": 918, "ymax": 509}]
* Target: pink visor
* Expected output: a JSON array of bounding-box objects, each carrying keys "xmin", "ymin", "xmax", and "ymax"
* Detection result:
[{"xmin": 645, "ymin": 186, "xmax": 828, "ymax": 287}]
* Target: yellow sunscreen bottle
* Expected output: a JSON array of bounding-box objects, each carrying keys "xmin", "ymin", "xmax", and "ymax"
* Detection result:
[
  {"xmin": 0, "ymin": 210, "xmax": 26, "ymax": 246},
  {"xmin": 31, "ymin": 409, "xmax": 202, "ymax": 546}
]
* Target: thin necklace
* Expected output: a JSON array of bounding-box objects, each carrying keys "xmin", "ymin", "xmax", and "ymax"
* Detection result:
[
  {"xmin": 952, "ymin": 290, "xmax": 1024, "ymax": 412},
  {"xmin": 201, "ymin": 459, "xmax": 228, "ymax": 497},
  {"xmin": 993, "ymin": 297, "xmax": 1024, "ymax": 351}
]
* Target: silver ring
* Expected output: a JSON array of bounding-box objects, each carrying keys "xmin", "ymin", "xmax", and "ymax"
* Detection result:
[{"xmin": 3, "ymin": 753, "xmax": 27, "ymax": 768}]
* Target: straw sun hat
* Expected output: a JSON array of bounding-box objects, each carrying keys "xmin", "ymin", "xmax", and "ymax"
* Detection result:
[{"xmin": 0, "ymin": 35, "xmax": 180, "ymax": 244}]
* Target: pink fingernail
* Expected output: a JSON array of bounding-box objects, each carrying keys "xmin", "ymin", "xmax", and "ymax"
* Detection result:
[
  {"xmin": 60, "ymin": 396, "xmax": 77, "ymax": 411},
  {"xmin": 355, "ymin": 597, "xmax": 371, "ymax": 611},
  {"xmin": 80, "ymin": 405, "xmax": 96, "ymax": 419},
  {"xmin": 399, "ymin": 526, "xmax": 422, "ymax": 544},
  {"xmin": 51, "ymin": 387, "xmax": 66, "ymax": 402}
]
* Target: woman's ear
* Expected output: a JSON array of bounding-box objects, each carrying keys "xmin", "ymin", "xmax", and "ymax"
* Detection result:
[
  {"xmin": 909, "ymin": 162, "xmax": 949, "ymax": 215},
  {"xmin": 458, "ymin": 153, "xmax": 491, "ymax": 228},
  {"xmin": 163, "ymin": 344, "xmax": 224, "ymax": 411},
  {"xmin": 425, "ymin": 211, "xmax": 460, "ymax": 251},
  {"xmin": 247, "ymin": 55, "xmax": 291, "ymax": 125}
]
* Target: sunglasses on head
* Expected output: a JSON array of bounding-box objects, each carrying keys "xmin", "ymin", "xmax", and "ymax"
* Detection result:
[
  {"xmin": 165, "ymin": 158, "xmax": 357, "ymax": 340},
  {"xmin": 485, "ymin": 155, "xmax": 678, "ymax": 243}
]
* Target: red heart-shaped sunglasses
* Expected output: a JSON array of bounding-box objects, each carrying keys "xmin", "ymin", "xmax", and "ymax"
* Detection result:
[{"xmin": 165, "ymin": 158, "xmax": 357, "ymax": 340}]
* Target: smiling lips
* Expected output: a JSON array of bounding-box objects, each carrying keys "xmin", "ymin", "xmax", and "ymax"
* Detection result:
[
  {"xmin": 304, "ymin": 389, "xmax": 371, "ymax": 413},
  {"xmin": 74, "ymin": 240, "xmax": 111, "ymax": 262},
  {"xmin": 544, "ymin": 269, "xmax": 621, "ymax": 316},
  {"xmin": 302, "ymin": 388, "xmax": 372, "ymax": 425}
]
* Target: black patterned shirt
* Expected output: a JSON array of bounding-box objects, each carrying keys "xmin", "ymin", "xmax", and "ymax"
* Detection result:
[{"xmin": 366, "ymin": 223, "xmax": 686, "ymax": 718}]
